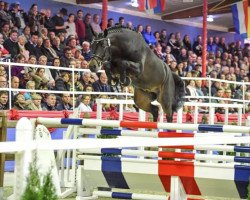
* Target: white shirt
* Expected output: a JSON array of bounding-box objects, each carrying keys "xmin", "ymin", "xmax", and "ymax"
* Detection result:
[
  {"xmin": 78, "ymin": 102, "xmax": 92, "ymax": 112},
  {"xmin": 64, "ymin": 21, "xmax": 77, "ymax": 38}
]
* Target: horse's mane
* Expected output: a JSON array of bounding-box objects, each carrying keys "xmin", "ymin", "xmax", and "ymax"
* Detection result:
[{"xmin": 105, "ymin": 26, "xmax": 134, "ymax": 35}]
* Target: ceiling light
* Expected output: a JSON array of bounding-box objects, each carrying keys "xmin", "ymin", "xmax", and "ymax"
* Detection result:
[
  {"xmin": 131, "ymin": 0, "xmax": 139, "ymax": 7},
  {"xmin": 207, "ymin": 15, "xmax": 214, "ymax": 22}
]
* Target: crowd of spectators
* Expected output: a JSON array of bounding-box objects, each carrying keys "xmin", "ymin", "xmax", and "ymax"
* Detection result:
[{"xmin": 0, "ymin": 1, "xmax": 249, "ymax": 113}]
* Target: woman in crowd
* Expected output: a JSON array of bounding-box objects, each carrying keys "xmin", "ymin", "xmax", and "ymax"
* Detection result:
[
  {"xmin": 27, "ymin": 4, "xmax": 45, "ymax": 33},
  {"xmin": 64, "ymin": 13, "xmax": 77, "ymax": 38},
  {"xmin": 50, "ymin": 57, "xmax": 61, "ymax": 80},
  {"xmin": 17, "ymin": 35, "xmax": 29, "ymax": 61},
  {"xmin": 78, "ymin": 94, "xmax": 92, "ymax": 112},
  {"xmin": 22, "ymin": 26, "xmax": 31, "ymax": 41},
  {"xmin": 25, "ymin": 93, "xmax": 43, "ymax": 110},
  {"xmin": 13, "ymin": 93, "xmax": 29, "ymax": 110},
  {"xmin": 32, "ymin": 67, "xmax": 49, "ymax": 90}
]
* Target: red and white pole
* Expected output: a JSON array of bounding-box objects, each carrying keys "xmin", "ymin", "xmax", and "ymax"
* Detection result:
[
  {"xmin": 102, "ymin": 0, "xmax": 108, "ymax": 30},
  {"xmin": 202, "ymin": 0, "xmax": 208, "ymax": 77}
]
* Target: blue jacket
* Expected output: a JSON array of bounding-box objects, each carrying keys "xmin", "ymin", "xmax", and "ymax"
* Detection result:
[
  {"xmin": 207, "ymin": 42, "xmax": 217, "ymax": 53},
  {"xmin": 92, "ymin": 81, "xmax": 111, "ymax": 92},
  {"xmin": 142, "ymin": 32, "xmax": 157, "ymax": 45}
]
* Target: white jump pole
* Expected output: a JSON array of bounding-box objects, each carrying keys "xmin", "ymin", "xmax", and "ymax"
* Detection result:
[{"xmin": 1, "ymin": 136, "xmax": 250, "ymax": 154}]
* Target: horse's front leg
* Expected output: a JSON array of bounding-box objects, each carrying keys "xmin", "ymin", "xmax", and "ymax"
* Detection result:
[
  {"xmin": 120, "ymin": 60, "xmax": 142, "ymax": 75},
  {"xmin": 115, "ymin": 60, "xmax": 142, "ymax": 86}
]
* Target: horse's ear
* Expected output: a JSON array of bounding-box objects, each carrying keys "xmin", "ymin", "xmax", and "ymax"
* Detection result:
[{"xmin": 104, "ymin": 29, "xmax": 108, "ymax": 37}]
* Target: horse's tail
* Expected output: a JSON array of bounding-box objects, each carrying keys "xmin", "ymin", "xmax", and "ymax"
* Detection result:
[{"xmin": 172, "ymin": 72, "xmax": 185, "ymax": 112}]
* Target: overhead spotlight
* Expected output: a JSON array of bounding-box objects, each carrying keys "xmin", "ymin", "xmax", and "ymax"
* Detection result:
[
  {"xmin": 207, "ymin": 15, "xmax": 214, "ymax": 22},
  {"xmin": 131, "ymin": 0, "xmax": 139, "ymax": 7}
]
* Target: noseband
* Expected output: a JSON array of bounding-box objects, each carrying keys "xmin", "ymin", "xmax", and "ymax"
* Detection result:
[{"xmin": 91, "ymin": 38, "xmax": 111, "ymax": 66}]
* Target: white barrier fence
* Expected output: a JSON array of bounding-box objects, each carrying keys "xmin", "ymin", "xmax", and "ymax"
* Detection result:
[
  {"xmin": 0, "ymin": 61, "xmax": 250, "ymax": 111},
  {"xmin": 96, "ymin": 99, "xmax": 244, "ymax": 125}
]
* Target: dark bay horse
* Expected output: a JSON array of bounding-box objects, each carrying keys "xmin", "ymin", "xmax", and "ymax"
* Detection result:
[{"xmin": 89, "ymin": 27, "xmax": 185, "ymax": 122}]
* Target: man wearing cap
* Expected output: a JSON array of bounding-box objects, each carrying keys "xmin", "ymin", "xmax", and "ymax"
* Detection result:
[{"xmin": 51, "ymin": 8, "xmax": 68, "ymax": 35}]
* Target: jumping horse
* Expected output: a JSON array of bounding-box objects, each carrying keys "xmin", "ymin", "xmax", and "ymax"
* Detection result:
[{"xmin": 89, "ymin": 27, "xmax": 185, "ymax": 122}]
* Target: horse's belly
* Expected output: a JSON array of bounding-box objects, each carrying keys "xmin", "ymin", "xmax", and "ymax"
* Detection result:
[{"xmin": 132, "ymin": 80, "xmax": 159, "ymax": 93}]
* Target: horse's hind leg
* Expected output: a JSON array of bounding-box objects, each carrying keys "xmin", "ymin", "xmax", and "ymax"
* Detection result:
[
  {"xmin": 134, "ymin": 88, "xmax": 159, "ymax": 122},
  {"xmin": 158, "ymin": 86, "xmax": 174, "ymax": 122}
]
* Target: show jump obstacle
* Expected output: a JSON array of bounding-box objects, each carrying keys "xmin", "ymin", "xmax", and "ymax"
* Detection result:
[{"xmin": 1, "ymin": 113, "xmax": 250, "ymax": 200}]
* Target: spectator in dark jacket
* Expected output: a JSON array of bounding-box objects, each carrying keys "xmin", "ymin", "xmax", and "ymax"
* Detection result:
[
  {"xmin": 0, "ymin": 2, "xmax": 13, "ymax": 27},
  {"xmin": 56, "ymin": 94, "xmax": 73, "ymax": 110},
  {"xmin": 0, "ymin": 90, "xmax": 8, "ymax": 110},
  {"xmin": 193, "ymin": 35, "xmax": 202, "ymax": 56},
  {"xmin": 92, "ymin": 72, "xmax": 111, "ymax": 92},
  {"xmin": 44, "ymin": 9, "xmax": 55, "ymax": 32},
  {"xmin": 60, "ymin": 47, "xmax": 72, "ymax": 67},
  {"xmin": 51, "ymin": 8, "xmax": 67, "ymax": 35},
  {"xmin": 25, "ymin": 31, "xmax": 41, "ymax": 58},
  {"xmin": 3, "ymin": 30, "xmax": 19, "ymax": 58},
  {"xmin": 42, "ymin": 93, "xmax": 57, "ymax": 111},
  {"xmin": 10, "ymin": 2, "xmax": 27, "ymax": 34},
  {"xmin": 84, "ymin": 13, "xmax": 94, "ymax": 42},
  {"xmin": 54, "ymin": 71, "xmax": 71, "ymax": 91}
]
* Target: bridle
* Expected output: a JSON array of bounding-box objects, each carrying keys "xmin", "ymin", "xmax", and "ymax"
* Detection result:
[{"xmin": 91, "ymin": 37, "xmax": 111, "ymax": 67}]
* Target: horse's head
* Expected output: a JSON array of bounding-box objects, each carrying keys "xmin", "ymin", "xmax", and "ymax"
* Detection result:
[{"xmin": 89, "ymin": 31, "xmax": 111, "ymax": 73}]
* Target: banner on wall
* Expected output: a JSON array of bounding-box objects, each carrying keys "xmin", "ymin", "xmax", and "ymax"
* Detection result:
[
  {"xmin": 232, "ymin": 0, "xmax": 249, "ymax": 38},
  {"xmin": 138, "ymin": 0, "xmax": 166, "ymax": 14}
]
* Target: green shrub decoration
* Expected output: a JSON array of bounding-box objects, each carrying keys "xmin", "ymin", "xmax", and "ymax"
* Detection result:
[
  {"xmin": 21, "ymin": 157, "xmax": 41, "ymax": 200},
  {"xmin": 39, "ymin": 169, "xmax": 58, "ymax": 200},
  {"xmin": 21, "ymin": 155, "xmax": 58, "ymax": 200}
]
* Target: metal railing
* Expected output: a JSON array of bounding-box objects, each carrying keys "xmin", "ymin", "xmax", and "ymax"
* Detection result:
[{"xmin": 0, "ymin": 61, "xmax": 249, "ymax": 112}]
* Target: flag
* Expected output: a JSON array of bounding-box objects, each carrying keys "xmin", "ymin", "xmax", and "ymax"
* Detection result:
[
  {"xmin": 153, "ymin": 0, "xmax": 166, "ymax": 14},
  {"xmin": 138, "ymin": 0, "xmax": 146, "ymax": 11},
  {"xmin": 232, "ymin": 0, "xmax": 249, "ymax": 38},
  {"xmin": 138, "ymin": 0, "xmax": 165, "ymax": 12},
  {"xmin": 148, "ymin": 0, "xmax": 157, "ymax": 9}
]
